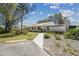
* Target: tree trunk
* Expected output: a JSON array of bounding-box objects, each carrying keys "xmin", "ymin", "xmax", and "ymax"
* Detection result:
[
  {"xmin": 21, "ymin": 18, "xmax": 23, "ymax": 31},
  {"xmin": 4, "ymin": 20, "xmax": 11, "ymax": 33}
]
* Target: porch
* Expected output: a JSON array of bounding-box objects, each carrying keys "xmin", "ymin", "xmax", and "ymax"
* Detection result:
[{"xmin": 29, "ymin": 26, "xmax": 49, "ymax": 32}]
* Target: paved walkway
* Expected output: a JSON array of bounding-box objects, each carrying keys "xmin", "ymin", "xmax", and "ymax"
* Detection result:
[
  {"xmin": 33, "ymin": 33, "xmax": 44, "ymax": 49},
  {"xmin": 0, "ymin": 33, "xmax": 48, "ymax": 56}
]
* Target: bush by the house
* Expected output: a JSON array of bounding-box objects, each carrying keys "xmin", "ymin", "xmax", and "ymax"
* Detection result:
[
  {"xmin": 64, "ymin": 29, "xmax": 79, "ymax": 40},
  {"xmin": 54, "ymin": 34, "xmax": 61, "ymax": 40},
  {"xmin": 44, "ymin": 34, "xmax": 50, "ymax": 39},
  {"xmin": 44, "ymin": 33, "xmax": 52, "ymax": 39},
  {"xmin": 13, "ymin": 28, "xmax": 28, "ymax": 35},
  {"xmin": 55, "ymin": 40, "xmax": 61, "ymax": 48},
  {"xmin": 64, "ymin": 32, "xmax": 72, "ymax": 39}
]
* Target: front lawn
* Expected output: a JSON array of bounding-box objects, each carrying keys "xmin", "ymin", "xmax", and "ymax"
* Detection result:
[{"xmin": 0, "ymin": 32, "xmax": 38, "ymax": 43}]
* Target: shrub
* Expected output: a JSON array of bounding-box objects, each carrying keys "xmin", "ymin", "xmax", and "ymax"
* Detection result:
[
  {"xmin": 14, "ymin": 28, "xmax": 28, "ymax": 35},
  {"xmin": 44, "ymin": 33, "xmax": 52, "ymax": 39},
  {"xmin": 0, "ymin": 26, "xmax": 4, "ymax": 34},
  {"xmin": 64, "ymin": 32, "xmax": 72, "ymax": 39},
  {"xmin": 55, "ymin": 34, "xmax": 61, "ymax": 40},
  {"xmin": 64, "ymin": 29, "xmax": 79, "ymax": 40},
  {"xmin": 55, "ymin": 41, "xmax": 61, "ymax": 48},
  {"xmin": 63, "ymin": 47, "xmax": 77, "ymax": 55},
  {"xmin": 67, "ymin": 42, "xmax": 71, "ymax": 47},
  {"xmin": 44, "ymin": 34, "xmax": 50, "ymax": 39}
]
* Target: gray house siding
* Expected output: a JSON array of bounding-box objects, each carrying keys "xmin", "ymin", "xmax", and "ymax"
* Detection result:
[{"xmin": 28, "ymin": 20, "xmax": 70, "ymax": 32}]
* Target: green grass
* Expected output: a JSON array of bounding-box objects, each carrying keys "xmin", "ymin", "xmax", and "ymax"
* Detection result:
[{"xmin": 0, "ymin": 32, "xmax": 38, "ymax": 43}]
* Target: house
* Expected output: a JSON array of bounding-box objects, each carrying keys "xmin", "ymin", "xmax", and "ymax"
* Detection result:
[
  {"xmin": 28, "ymin": 20, "xmax": 70, "ymax": 32},
  {"xmin": 28, "ymin": 13, "xmax": 70, "ymax": 32}
]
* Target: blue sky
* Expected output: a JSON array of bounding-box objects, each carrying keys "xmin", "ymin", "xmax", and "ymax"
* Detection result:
[{"xmin": 23, "ymin": 3, "xmax": 79, "ymax": 26}]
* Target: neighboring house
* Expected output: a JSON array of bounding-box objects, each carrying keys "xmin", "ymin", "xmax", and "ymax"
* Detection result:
[{"xmin": 28, "ymin": 13, "xmax": 70, "ymax": 32}]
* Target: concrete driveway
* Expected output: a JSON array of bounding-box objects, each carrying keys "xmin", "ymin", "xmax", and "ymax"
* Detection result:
[
  {"xmin": 0, "ymin": 33, "xmax": 48, "ymax": 56},
  {"xmin": 0, "ymin": 40, "xmax": 48, "ymax": 56}
]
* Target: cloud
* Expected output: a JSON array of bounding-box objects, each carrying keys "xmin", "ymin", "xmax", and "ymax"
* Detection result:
[
  {"xmin": 61, "ymin": 10, "xmax": 79, "ymax": 25},
  {"xmin": 47, "ymin": 14, "xmax": 51, "ymax": 16},
  {"xmin": 44, "ymin": 3, "xmax": 61, "ymax": 6},
  {"xmin": 31, "ymin": 11, "xmax": 36, "ymax": 14},
  {"xmin": 49, "ymin": 3, "xmax": 60, "ymax": 9},
  {"xmin": 60, "ymin": 9, "xmax": 74, "ymax": 17},
  {"xmin": 69, "ymin": 3, "xmax": 74, "ymax": 6},
  {"xmin": 47, "ymin": 14, "xmax": 54, "ymax": 16},
  {"xmin": 52, "ymin": 4, "xmax": 61, "ymax": 7},
  {"xmin": 30, "ymin": 3, "xmax": 32, "ymax": 7},
  {"xmin": 69, "ymin": 17, "xmax": 79, "ymax": 25},
  {"xmin": 49, "ymin": 5, "xmax": 59, "ymax": 9},
  {"xmin": 43, "ymin": 3, "xmax": 51, "ymax": 6},
  {"xmin": 40, "ymin": 11, "xmax": 43, "ymax": 15}
]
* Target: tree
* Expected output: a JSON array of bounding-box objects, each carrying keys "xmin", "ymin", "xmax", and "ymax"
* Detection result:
[
  {"xmin": 54, "ymin": 13, "xmax": 64, "ymax": 24},
  {"xmin": 37, "ymin": 13, "xmax": 65, "ymax": 24},
  {"xmin": 0, "ymin": 3, "xmax": 32, "ymax": 33}
]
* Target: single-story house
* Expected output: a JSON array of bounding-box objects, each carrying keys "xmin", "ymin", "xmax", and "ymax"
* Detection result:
[{"xmin": 27, "ymin": 19, "xmax": 70, "ymax": 32}]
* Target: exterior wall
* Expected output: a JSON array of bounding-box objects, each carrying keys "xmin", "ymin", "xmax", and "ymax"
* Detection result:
[
  {"xmin": 64, "ymin": 20, "xmax": 70, "ymax": 32},
  {"xmin": 49, "ymin": 26, "xmax": 65, "ymax": 32},
  {"xmin": 29, "ymin": 24, "xmax": 70, "ymax": 32},
  {"xmin": 48, "ymin": 20, "xmax": 70, "ymax": 32},
  {"xmin": 29, "ymin": 20, "xmax": 70, "ymax": 32}
]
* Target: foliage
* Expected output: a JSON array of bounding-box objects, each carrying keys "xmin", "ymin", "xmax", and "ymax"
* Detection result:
[
  {"xmin": 63, "ymin": 47, "xmax": 78, "ymax": 55},
  {"xmin": 0, "ymin": 32, "xmax": 38, "ymax": 43},
  {"xmin": 37, "ymin": 13, "xmax": 65, "ymax": 24},
  {"xmin": 44, "ymin": 34, "xmax": 50, "ymax": 39},
  {"xmin": 55, "ymin": 40, "xmax": 61, "ymax": 48},
  {"xmin": 64, "ymin": 32, "xmax": 72, "ymax": 39},
  {"xmin": 0, "ymin": 26, "xmax": 4, "ymax": 33},
  {"xmin": 0, "ymin": 33, "xmax": 16, "ymax": 38},
  {"xmin": 44, "ymin": 32, "xmax": 52, "ymax": 39},
  {"xmin": 54, "ymin": 34, "xmax": 61, "ymax": 40},
  {"xmin": 15, "ymin": 29, "xmax": 28, "ymax": 35},
  {"xmin": 0, "ymin": 28, "xmax": 29, "ymax": 38},
  {"xmin": 0, "ymin": 3, "xmax": 32, "ymax": 33},
  {"xmin": 69, "ymin": 26, "xmax": 77, "ymax": 29},
  {"xmin": 64, "ymin": 28, "xmax": 79, "ymax": 40},
  {"xmin": 67, "ymin": 42, "xmax": 71, "ymax": 47}
]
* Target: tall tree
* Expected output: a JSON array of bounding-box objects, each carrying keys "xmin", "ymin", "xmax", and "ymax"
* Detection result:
[
  {"xmin": 0, "ymin": 3, "xmax": 32, "ymax": 33},
  {"xmin": 54, "ymin": 13, "xmax": 64, "ymax": 24}
]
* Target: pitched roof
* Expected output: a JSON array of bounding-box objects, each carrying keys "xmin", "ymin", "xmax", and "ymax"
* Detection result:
[{"xmin": 30, "ymin": 22, "xmax": 56, "ymax": 27}]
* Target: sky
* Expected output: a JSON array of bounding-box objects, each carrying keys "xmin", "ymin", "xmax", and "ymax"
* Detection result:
[{"xmin": 23, "ymin": 3, "xmax": 79, "ymax": 26}]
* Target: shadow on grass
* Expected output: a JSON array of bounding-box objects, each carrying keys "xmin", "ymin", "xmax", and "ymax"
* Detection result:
[{"xmin": 0, "ymin": 33, "xmax": 22, "ymax": 38}]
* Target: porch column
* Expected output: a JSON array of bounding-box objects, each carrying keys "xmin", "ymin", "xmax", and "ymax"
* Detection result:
[{"xmin": 35, "ymin": 27, "xmax": 38, "ymax": 31}]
